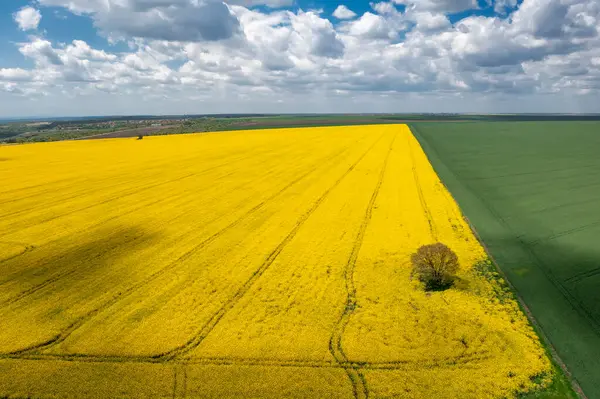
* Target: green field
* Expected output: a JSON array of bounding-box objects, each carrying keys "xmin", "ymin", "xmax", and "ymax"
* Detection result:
[{"xmin": 412, "ymin": 122, "xmax": 600, "ymax": 398}]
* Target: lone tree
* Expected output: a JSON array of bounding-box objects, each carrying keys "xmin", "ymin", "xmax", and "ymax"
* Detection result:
[{"xmin": 411, "ymin": 243, "xmax": 459, "ymax": 291}]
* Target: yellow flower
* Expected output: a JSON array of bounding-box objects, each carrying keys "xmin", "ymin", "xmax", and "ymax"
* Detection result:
[{"xmin": 0, "ymin": 125, "xmax": 550, "ymax": 398}]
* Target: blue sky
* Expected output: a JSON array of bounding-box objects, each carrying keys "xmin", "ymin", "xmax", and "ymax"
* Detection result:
[
  {"xmin": 0, "ymin": 0, "xmax": 598, "ymax": 117},
  {"xmin": 1, "ymin": 1, "xmax": 33, "ymax": 67},
  {"xmin": 1, "ymin": 1, "xmax": 126, "ymax": 68},
  {"xmin": 0, "ymin": 0, "xmax": 503, "ymax": 60}
]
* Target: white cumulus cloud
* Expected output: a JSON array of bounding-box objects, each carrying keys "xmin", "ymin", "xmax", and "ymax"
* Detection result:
[
  {"xmin": 38, "ymin": 0, "xmax": 242, "ymax": 42},
  {"xmin": 0, "ymin": 68, "xmax": 34, "ymax": 82},
  {"xmin": 14, "ymin": 6, "xmax": 42, "ymax": 31},
  {"xmin": 333, "ymin": 5, "xmax": 357, "ymax": 19},
  {"xmin": 393, "ymin": 0, "xmax": 478, "ymax": 13},
  {"xmin": 0, "ymin": 0, "xmax": 599, "ymax": 114}
]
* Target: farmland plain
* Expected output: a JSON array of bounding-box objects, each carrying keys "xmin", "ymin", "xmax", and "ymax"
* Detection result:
[
  {"xmin": 1, "ymin": 125, "xmax": 551, "ymax": 398},
  {"xmin": 413, "ymin": 121, "xmax": 600, "ymax": 398}
]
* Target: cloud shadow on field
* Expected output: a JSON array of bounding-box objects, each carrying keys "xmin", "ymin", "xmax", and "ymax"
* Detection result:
[
  {"xmin": 0, "ymin": 224, "xmax": 162, "ymax": 309},
  {"xmin": 482, "ymin": 234, "xmax": 600, "ymax": 320},
  {"xmin": 0, "ymin": 224, "xmax": 163, "ymax": 353},
  {"xmin": 463, "ymin": 173, "xmax": 600, "ymax": 329},
  {"xmin": 470, "ymin": 228, "xmax": 600, "ymax": 392}
]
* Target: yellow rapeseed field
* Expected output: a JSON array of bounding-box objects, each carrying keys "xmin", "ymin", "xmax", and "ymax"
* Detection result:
[{"xmin": 0, "ymin": 125, "xmax": 551, "ymax": 398}]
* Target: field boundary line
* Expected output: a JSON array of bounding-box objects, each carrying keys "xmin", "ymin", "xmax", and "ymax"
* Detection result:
[
  {"xmin": 465, "ymin": 217, "xmax": 589, "ymax": 399},
  {"xmin": 417, "ymin": 167, "xmax": 600, "ymax": 342},
  {"xmin": 3, "ymin": 136, "xmax": 369, "ymax": 357},
  {"xmin": 408, "ymin": 124, "xmax": 588, "ymax": 399},
  {"xmin": 329, "ymin": 132, "xmax": 396, "ymax": 399},
  {"xmin": 153, "ymin": 133, "xmax": 386, "ymax": 361},
  {"xmin": 411, "ymin": 122, "xmax": 600, "ymax": 336},
  {"xmin": 473, "ymin": 195, "xmax": 600, "ymax": 337}
]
